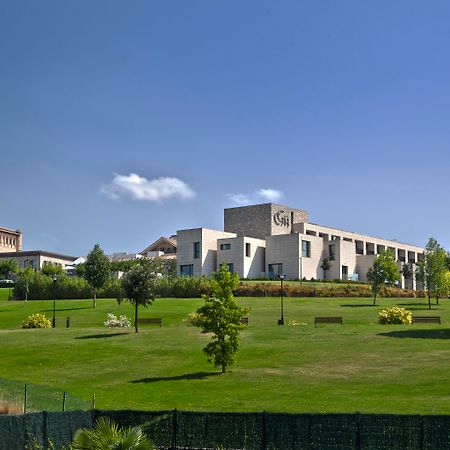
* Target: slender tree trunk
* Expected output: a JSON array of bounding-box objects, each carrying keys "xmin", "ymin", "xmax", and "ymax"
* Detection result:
[
  {"xmin": 222, "ymin": 363, "xmax": 226, "ymax": 373},
  {"xmin": 427, "ymin": 289, "xmax": 431, "ymax": 309},
  {"xmin": 135, "ymin": 302, "xmax": 139, "ymax": 333},
  {"xmin": 372, "ymin": 286, "xmax": 377, "ymax": 306},
  {"xmin": 93, "ymin": 288, "xmax": 97, "ymax": 309},
  {"xmin": 436, "ymin": 296, "xmax": 439, "ymax": 305}
]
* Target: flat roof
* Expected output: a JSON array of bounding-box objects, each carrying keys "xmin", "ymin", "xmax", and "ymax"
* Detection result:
[{"xmin": 0, "ymin": 250, "xmax": 78, "ymax": 261}]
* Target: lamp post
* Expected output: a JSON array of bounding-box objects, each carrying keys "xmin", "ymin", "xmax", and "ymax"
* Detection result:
[
  {"xmin": 8, "ymin": 271, "xmax": 12, "ymax": 301},
  {"xmin": 52, "ymin": 275, "xmax": 58, "ymax": 328},
  {"xmin": 278, "ymin": 274, "xmax": 286, "ymax": 325}
]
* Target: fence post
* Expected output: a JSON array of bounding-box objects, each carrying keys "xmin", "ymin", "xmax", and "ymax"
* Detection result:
[
  {"xmin": 92, "ymin": 394, "xmax": 96, "ymax": 410},
  {"xmin": 172, "ymin": 408, "xmax": 178, "ymax": 450},
  {"xmin": 62, "ymin": 392, "xmax": 67, "ymax": 412},
  {"xmin": 261, "ymin": 411, "xmax": 267, "ymax": 450},
  {"xmin": 23, "ymin": 384, "xmax": 28, "ymax": 414},
  {"xmin": 66, "ymin": 317, "xmax": 70, "ymax": 328}
]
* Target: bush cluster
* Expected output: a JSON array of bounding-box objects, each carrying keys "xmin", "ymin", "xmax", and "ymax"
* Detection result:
[
  {"xmin": 14, "ymin": 272, "xmax": 122, "ymax": 300},
  {"xmin": 378, "ymin": 306, "xmax": 413, "ymax": 324},
  {"xmin": 22, "ymin": 313, "xmax": 52, "ymax": 329},
  {"xmin": 104, "ymin": 313, "xmax": 131, "ymax": 328},
  {"xmin": 154, "ymin": 276, "xmax": 211, "ymax": 298}
]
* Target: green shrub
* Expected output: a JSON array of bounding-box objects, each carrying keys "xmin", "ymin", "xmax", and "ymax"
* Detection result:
[
  {"xmin": 378, "ymin": 306, "xmax": 412, "ymax": 324},
  {"xmin": 22, "ymin": 313, "xmax": 52, "ymax": 329}
]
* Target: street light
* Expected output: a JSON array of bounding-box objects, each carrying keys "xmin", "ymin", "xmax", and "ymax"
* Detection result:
[
  {"xmin": 278, "ymin": 274, "xmax": 286, "ymax": 325},
  {"xmin": 8, "ymin": 271, "xmax": 12, "ymax": 300},
  {"xmin": 52, "ymin": 275, "xmax": 58, "ymax": 328}
]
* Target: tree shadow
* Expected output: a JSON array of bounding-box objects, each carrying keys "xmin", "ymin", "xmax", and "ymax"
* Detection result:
[
  {"xmin": 379, "ymin": 329, "xmax": 450, "ymax": 339},
  {"xmin": 130, "ymin": 372, "xmax": 221, "ymax": 383},
  {"xmin": 340, "ymin": 304, "xmax": 376, "ymax": 307},
  {"xmin": 75, "ymin": 333, "xmax": 129, "ymax": 340},
  {"xmin": 43, "ymin": 307, "xmax": 92, "ymax": 312}
]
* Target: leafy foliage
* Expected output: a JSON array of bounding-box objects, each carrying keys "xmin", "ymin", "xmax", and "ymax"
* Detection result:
[
  {"xmin": 194, "ymin": 263, "xmax": 250, "ymax": 373},
  {"xmin": 416, "ymin": 238, "xmax": 449, "ymax": 309},
  {"xmin": 378, "ymin": 306, "xmax": 412, "ymax": 324},
  {"xmin": 22, "ymin": 313, "xmax": 52, "ymax": 329},
  {"xmin": 72, "ymin": 416, "xmax": 155, "ymax": 450},
  {"xmin": 120, "ymin": 259, "xmax": 159, "ymax": 332},
  {"xmin": 367, "ymin": 250, "xmax": 400, "ymax": 305},
  {"xmin": 42, "ymin": 262, "xmax": 65, "ymax": 277},
  {"xmin": 104, "ymin": 313, "xmax": 131, "ymax": 328},
  {"xmin": 84, "ymin": 244, "xmax": 111, "ymax": 308},
  {"xmin": 0, "ymin": 259, "xmax": 19, "ymax": 279}
]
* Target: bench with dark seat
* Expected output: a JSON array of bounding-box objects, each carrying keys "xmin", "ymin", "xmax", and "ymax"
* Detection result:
[
  {"xmin": 412, "ymin": 316, "xmax": 441, "ymax": 325},
  {"xmin": 314, "ymin": 316, "xmax": 343, "ymax": 326},
  {"xmin": 241, "ymin": 317, "xmax": 249, "ymax": 325},
  {"xmin": 136, "ymin": 318, "xmax": 163, "ymax": 327}
]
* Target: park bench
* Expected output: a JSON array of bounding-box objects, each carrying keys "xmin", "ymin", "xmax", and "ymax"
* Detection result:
[
  {"xmin": 314, "ymin": 316, "xmax": 343, "ymax": 326},
  {"xmin": 241, "ymin": 317, "xmax": 249, "ymax": 325},
  {"xmin": 136, "ymin": 318, "xmax": 163, "ymax": 327},
  {"xmin": 412, "ymin": 316, "xmax": 441, "ymax": 325}
]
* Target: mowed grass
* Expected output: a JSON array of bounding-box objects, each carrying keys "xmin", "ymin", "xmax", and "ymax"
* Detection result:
[{"xmin": 0, "ymin": 288, "xmax": 449, "ymax": 414}]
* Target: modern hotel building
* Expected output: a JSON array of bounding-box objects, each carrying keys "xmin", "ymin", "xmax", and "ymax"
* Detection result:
[{"xmin": 177, "ymin": 203, "xmax": 424, "ymax": 289}]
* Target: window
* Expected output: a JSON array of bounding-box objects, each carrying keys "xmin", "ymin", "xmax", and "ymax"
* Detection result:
[
  {"xmin": 268, "ymin": 263, "xmax": 283, "ymax": 278},
  {"xmin": 180, "ymin": 264, "xmax": 193, "ymax": 276},
  {"xmin": 342, "ymin": 265, "xmax": 348, "ymax": 280},
  {"xmin": 227, "ymin": 263, "xmax": 234, "ymax": 273},
  {"xmin": 245, "ymin": 242, "xmax": 251, "ymax": 257},
  {"xmin": 329, "ymin": 244, "xmax": 335, "ymax": 261},
  {"xmin": 193, "ymin": 242, "xmax": 200, "ymax": 259},
  {"xmin": 220, "ymin": 243, "xmax": 231, "ymax": 250},
  {"xmin": 301, "ymin": 240, "xmax": 311, "ymax": 258}
]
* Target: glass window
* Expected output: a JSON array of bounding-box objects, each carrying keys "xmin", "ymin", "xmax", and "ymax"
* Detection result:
[
  {"xmin": 245, "ymin": 242, "xmax": 251, "ymax": 257},
  {"xmin": 329, "ymin": 244, "xmax": 335, "ymax": 261},
  {"xmin": 220, "ymin": 243, "xmax": 231, "ymax": 250},
  {"xmin": 193, "ymin": 242, "xmax": 200, "ymax": 259},
  {"xmin": 180, "ymin": 264, "xmax": 194, "ymax": 276},
  {"xmin": 227, "ymin": 263, "xmax": 234, "ymax": 273},
  {"xmin": 268, "ymin": 263, "xmax": 283, "ymax": 278},
  {"xmin": 302, "ymin": 240, "xmax": 311, "ymax": 258}
]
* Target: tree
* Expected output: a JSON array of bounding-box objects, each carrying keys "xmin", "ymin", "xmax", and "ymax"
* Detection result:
[
  {"xmin": 320, "ymin": 257, "xmax": 331, "ymax": 281},
  {"xmin": 41, "ymin": 261, "xmax": 64, "ymax": 277},
  {"xmin": 84, "ymin": 244, "xmax": 111, "ymax": 308},
  {"xmin": 72, "ymin": 416, "xmax": 155, "ymax": 450},
  {"xmin": 416, "ymin": 238, "xmax": 448, "ymax": 309},
  {"xmin": 367, "ymin": 249, "xmax": 400, "ymax": 306},
  {"xmin": 401, "ymin": 263, "xmax": 414, "ymax": 290},
  {"xmin": 194, "ymin": 263, "xmax": 250, "ymax": 373},
  {"xmin": 120, "ymin": 258, "xmax": 159, "ymax": 333},
  {"xmin": 0, "ymin": 259, "xmax": 19, "ymax": 279}
]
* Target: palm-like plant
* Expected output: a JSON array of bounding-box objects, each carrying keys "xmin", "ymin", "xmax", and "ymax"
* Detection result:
[{"xmin": 72, "ymin": 417, "xmax": 156, "ymax": 450}]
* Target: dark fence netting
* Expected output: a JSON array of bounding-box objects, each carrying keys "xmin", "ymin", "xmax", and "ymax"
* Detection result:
[{"xmin": 0, "ymin": 410, "xmax": 449, "ymax": 450}]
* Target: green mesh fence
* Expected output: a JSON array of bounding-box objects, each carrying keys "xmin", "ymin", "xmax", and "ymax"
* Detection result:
[{"xmin": 0, "ymin": 410, "xmax": 449, "ymax": 449}]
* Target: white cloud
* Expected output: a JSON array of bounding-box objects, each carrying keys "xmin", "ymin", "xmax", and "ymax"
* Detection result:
[
  {"xmin": 227, "ymin": 188, "xmax": 284, "ymax": 206},
  {"xmin": 101, "ymin": 173, "xmax": 196, "ymax": 203},
  {"xmin": 256, "ymin": 188, "xmax": 283, "ymax": 202}
]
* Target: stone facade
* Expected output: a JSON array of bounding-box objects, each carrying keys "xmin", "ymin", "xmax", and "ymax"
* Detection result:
[
  {"xmin": 0, "ymin": 227, "xmax": 22, "ymax": 253},
  {"xmin": 176, "ymin": 203, "xmax": 425, "ymax": 288},
  {"xmin": 0, "ymin": 250, "xmax": 77, "ymax": 270}
]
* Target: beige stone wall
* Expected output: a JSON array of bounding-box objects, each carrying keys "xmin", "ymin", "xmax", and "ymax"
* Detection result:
[
  {"xmin": 177, "ymin": 228, "xmax": 236, "ymax": 277},
  {"xmin": 0, "ymin": 228, "xmax": 22, "ymax": 253},
  {"xmin": 266, "ymin": 234, "xmax": 300, "ymax": 279},
  {"xmin": 217, "ymin": 236, "xmax": 266, "ymax": 278}
]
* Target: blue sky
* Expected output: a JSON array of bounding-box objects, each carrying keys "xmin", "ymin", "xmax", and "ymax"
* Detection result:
[{"xmin": 1, "ymin": 1, "xmax": 449, "ymax": 257}]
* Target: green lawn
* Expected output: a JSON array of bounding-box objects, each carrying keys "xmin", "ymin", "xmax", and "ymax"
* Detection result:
[{"xmin": 0, "ymin": 288, "xmax": 449, "ymax": 414}]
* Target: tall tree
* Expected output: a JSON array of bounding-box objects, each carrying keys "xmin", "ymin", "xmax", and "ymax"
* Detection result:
[
  {"xmin": 367, "ymin": 249, "xmax": 400, "ymax": 306},
  {"xmin": 320, "ymin": 257, "xmax": 331, "ymax": 281},
  {"xmin": 194, "ymin": 263, "xmax": 249, "ymax": 373},
  {"xmin": 120, "ymin": 258, "xmax": 159, "ymax": 333},
  {"xmin": 84, "ymin": 244, "xmax": 111, "ymax": 308},
  {"xmin": 416, "ymin": 238, "xmax": 448, "ymax": 309},
  {"xmin": 0, "ymin": 259, "xmax": 19, "ymax": 279}
]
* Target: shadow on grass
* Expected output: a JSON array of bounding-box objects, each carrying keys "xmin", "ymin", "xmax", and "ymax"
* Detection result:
[
  {"xmin": 75, "ymin": 333, "xmax": 129, "ymax": 340},
  {"xmin": 43, "ymin": 307, "xmax": 92, "ymax": 312},
  {"xmin": 130, "ymin": 372, "xmax": 221, "ymax": 383},
  {"xmin": 340, "ymin": 304, "xmax": 377, "ymax": 307},
  {"xmin": 379, "ymin": 329, "xmax": 450, "ymax": 339}
]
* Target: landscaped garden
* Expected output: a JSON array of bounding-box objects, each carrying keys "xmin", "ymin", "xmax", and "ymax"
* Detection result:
[{"xmin": 0, "ymin": 287, "xmax": 448, "ymax": 415}]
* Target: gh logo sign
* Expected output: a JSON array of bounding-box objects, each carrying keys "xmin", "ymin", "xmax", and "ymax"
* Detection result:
[{"xmin": 273, "ymin": 210, "xmax": 290, "ymax": 227}]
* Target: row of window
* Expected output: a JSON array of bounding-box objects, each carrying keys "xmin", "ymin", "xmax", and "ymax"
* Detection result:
[{"xmin": 0, "ymin": 236, "xmax": 17, "ymax": 246}]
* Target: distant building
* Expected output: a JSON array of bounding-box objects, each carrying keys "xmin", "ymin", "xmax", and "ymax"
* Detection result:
[
  {"xmin": 176, "ymin": 203, "xmax": 425, "ymax": 289},
  {"xmin": 0, "ymin": 250, "xmax": 77, "ymax": 270},
  {"xmin": 140, "ymin": 236, "xmax": 177, "ymax": 261},
  {"xmin": 0, "ymin": 227, "xmax": 22, "ymax": 253}
]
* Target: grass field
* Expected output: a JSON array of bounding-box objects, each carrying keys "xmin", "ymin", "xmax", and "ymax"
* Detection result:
[{"xmin": 0, "ymin": 288, "xmax": 449, "ymax": 414}]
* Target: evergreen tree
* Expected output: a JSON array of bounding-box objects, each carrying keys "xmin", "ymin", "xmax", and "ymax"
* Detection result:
[{"xmin": 84, "ymin": 244, "xmax": 111, "ymax": 308}]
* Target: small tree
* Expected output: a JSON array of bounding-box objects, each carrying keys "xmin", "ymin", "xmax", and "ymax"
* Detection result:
[
  {"xmin": 401, "ymin": 263, "xmax": 414, "ymax": 289},
  {"xmin": 194, "ymin": 263, "xmax": 249, "ymax": 373},
  {"xmin": 320, "ymin": 257, "xmax": 331, "ymax": 281},
  {"xmin": 416, "ymin": 238, "xmax": 448, "ymax": 309},
  {"xmin": 120, "ymin": 258, "xmax": 159, "ymax": 333},
  {"xmin": 0, "ymin": 259, "xmax": 19, "ymax": 279},
  {"xmin": 367, "ymin": 249, "xmax": 400, "ymax": 306},
  {"xmin": 41, "ymin": 262, "xmax": 64, "ymax": 277},
  {"xmin": 84, "ymin": 244, "xmax": 111, "ymax": 308}
]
